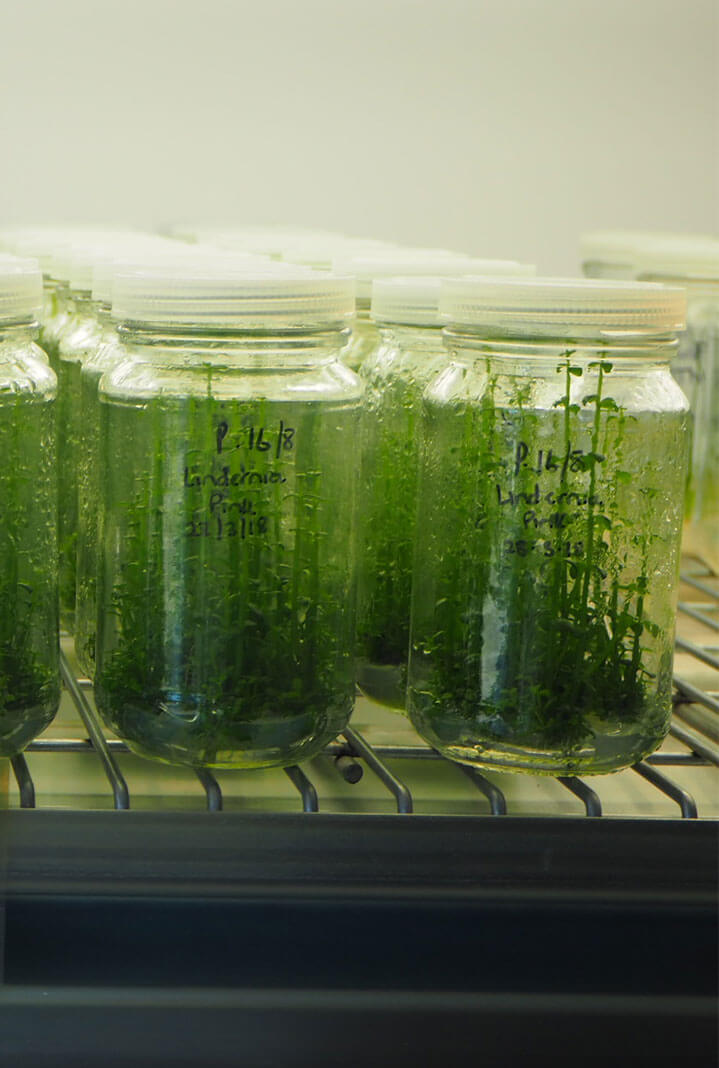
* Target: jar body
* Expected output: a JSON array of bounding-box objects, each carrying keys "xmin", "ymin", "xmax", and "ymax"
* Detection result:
[
  {"xmin": 683, "ymin": 299, "xmax": 719, "ymax": 570},
  {"xmin": 408, "ymin": 337, "xmax": 689, "ymax": 774},
  {"xmin": 357, "ymin": 325, "xmax": 446, "ymax": 707},
  {"xmin": 0, "ymin": 333, "xmax": 60, "ymax": 755},
  {"xmin": 56, "ymin": 298, "xmax": 111, "ymax": 633},
  {"xmin": 94, "ymin": 332, "xmax": 363, "ymax": 768},
  {"xmin": 74, "ymin": 324, "xmax": 125, "ymax": 677},
  {"xmin": 650, "ymin": 284, "xmax": 718, "ymax": 573}
]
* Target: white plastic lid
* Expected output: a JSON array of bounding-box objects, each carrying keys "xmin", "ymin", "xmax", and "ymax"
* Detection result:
[
  {"xmin": 169, "ymin": 225, "xmax": 341, "ymax": 258},
  {"xmin": 372, "ymin": 263, "xmax": 536, "ymax": 326},
  {"xmin": 580, "ymin": 230, "xmax": 717, "ymax": 270},
  {"xmin": 1, "ymin": 228, "xmax": 143, "ymax": 279},
  {"xmin": 440, "ymin": 277, "xmax": 687, "ymax": 336},
  {"xmin": 633, "ymin": 238, "xmax": 719, "ymax": 281},
  {"xmin": 0, "ymin": 256, "xmax": 44, "ymax": 322},
  {"xmin": 334, "ymin": 251, "xmax": 518, "ymax": 301},
  {"xmin": 112, "ymin": 264, "xmax": 355, "ymax": 329},
  {"xmin": 91, "ymin": 246, "xmax": 270, "ymax": 304},
  {"xmin": 64, "ymin": 237, "xmax": 190, "ymax": 293},
  {"xmin": 282, "ymin": 237, "xmax": 396, "ymax": 271}
]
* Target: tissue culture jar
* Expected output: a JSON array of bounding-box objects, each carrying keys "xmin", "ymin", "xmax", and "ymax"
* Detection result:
[
  {"xmin": 668, "ymin": 294, "xmax": 719, "ymax": 572},
  {"xmin": 0, "ymin": 338, "xmax": 60, "ymax": 754},
  {"xmin": 95, "ymin": 339, "xmax": 362, "ymax": 769},
  {"xmin": 56, "ymin": 295, "xmax": 109, "ymax": 633},
  {"xmin": 357, "ymin": 325, "xmax": 447, "ymax": 708},
  {"xmin": 408, "ymin": 336, "xmax": 689, "ymax": 775},
  {"xmin": 74, "ymin": 328, "xmax": 123, "ymax": 677}
]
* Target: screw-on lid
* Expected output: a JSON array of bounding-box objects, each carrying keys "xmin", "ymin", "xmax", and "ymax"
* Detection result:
[
  {"xmin": 440, "ymin": 277, "xmax": 687, "ymax": 337},
  {"xmin": 580, "ymin": 230, "xmax": 717, "ymax": 271},
  {"xmin": 0, "ymin": 255, "xmax": 44, "ymax": 323},
  {"xmin": 111, "ymin": 264, "xmax": 355, "ymax": 329},
  {"xmin": 372, "ymin": 263, "xmax": 536, "ymax": 327},
  {"xmin": 633, "ymin": 238, "xmax": 719, "ymax": 282},
  {"xmin": 92, "ymin": 246, "xmax": 270, "ymax": 305},
  {"xmin": 334, "ymin": 250, "xmax": 521, "ymax": 302},
  {"xmin": 0, "ymin": 227, "xmax": 144, "ymax": 279},
  {"xmin": 169, "ymin": 225, "xmax": 341, "ymax": 259},
  {"xmin": 282, "ymin": 237, "xmax": 396, "ymax": 271},
  {"xmin": 64, "ymin": 236, "xmax": 182, "ymax": 293}
]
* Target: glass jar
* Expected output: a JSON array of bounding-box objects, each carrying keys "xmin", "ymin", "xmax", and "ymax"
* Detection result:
[
  {"xmin": 74, "ymin": 304, "xmax": 124, "ymax": 677},
  {"xmin": 408, "ymin": 278, "xmax": 689, "ymax": 775},
  {"xmin": 94, "ymin": 267, "xmax": 362, "ymax": 769},
  {"xmin": 56, "ymin": 287, "xmax": 110, "ymax": 634},
  {"xmin": 356, "ymin": 270, "xmax": 534, "ymax": 709},
  {"xmin": 0, "ymin": 259, "xmax": 60, "ymax": 755},
  {"xmin": 634, "ymin": 243, "xmax": 719, "ymax": 574},
  {"xmin": 73, "ymin": 245, "xmax": 261, "ymax": 676}
]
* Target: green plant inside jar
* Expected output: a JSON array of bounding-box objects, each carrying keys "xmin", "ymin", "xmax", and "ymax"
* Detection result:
[
  {"xmin": 409, "ymin": 351, "xmax": 688, "ymax": 772},
  {"xmin": 95, "ymin": 371, "xmax": 359, "ymax": 769},
  {"xmin": 357, "ymin": 335, "xmax": 446, "ymax": 708},
  {"xmin": 0, "ymin": 392, "xmax": 60, "ymax": 755}
]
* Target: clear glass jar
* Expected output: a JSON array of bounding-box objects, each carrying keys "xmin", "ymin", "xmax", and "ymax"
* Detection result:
[
  {"xmin": 0, "ymin": 260, "xmax": 60, "ymax": 755},
  {"xmin": 73, "ymin": 242, "xmax": 266, "ymax": 676},
  {"xmin": 74, "ymin": 304, "xmax": 124, "ymax": 677},
  {"xmin": 56, "ymin": 289, "xmax": 110, "ymax": 634},
  {"xmin": 682, "ymin": 291, "xmax": 719, "ymax": 571},
  {"xmin": 408, "ymin": 278, "xmax": 689, "ymax": 775},
  {"xmin": 94, "ymin": 268, "xmax": 362, "ymax": 769},
  {"xmin": 634, "ymin": 248, "xmax": 719, "ymax": 574},
  {"xmin": 357, "ymin": 271, "xmax": 536, "ymax": 709},
  {"xmin": 357, "ymin": 322, "xmax": 445, "ymax": 707}
]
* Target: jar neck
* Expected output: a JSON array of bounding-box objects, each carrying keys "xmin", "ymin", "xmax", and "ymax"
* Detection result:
[
  {"xmin": 43, "ymin": 277, "xmax": 68, "ymax": 296},
  {"xmin": 378, "ymin": 323, "xmax": 444, "ymax": 352},
  {"xmin": 443, "ymin": 330, "xmax": 678, "ymax": 371},
  {"xmin": 0, "ymin": 318, "xmax": 39, "ymax": 342},
  {"xmin": 69, "ymin": 290, "xmax": 95, "ymax": 314},
  {"xmin": 116, "ymin": 323, "xmax": 351, "ymax": 367}
]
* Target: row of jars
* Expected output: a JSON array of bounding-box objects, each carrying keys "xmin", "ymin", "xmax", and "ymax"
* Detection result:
[{"xmin": 0, "ymin": 225, "xmax": 714, "ymax": 778}]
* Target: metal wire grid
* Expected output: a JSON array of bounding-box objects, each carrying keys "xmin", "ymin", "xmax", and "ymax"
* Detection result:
[{"xmin": 8, "ymin": 569, "xmax": 719, "ymax": 819}]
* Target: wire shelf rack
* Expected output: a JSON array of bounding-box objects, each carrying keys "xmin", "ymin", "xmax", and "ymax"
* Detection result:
[{"xmin": 7, "ymin": 564, "xmax": 719, "ymax": 820}]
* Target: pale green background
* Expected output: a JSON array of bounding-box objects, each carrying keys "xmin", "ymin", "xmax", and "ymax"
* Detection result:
[{"xmin": 0, "ymin": 1, "xmax": 716, "ymax": 277}]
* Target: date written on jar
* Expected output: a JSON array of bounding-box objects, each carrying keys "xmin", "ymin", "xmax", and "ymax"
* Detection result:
[
  {"xmin": 216, "ymin": 419, "xmax": 296, "ymax": 458},
  {"xmin": 504, "ymin": 538, "xmax": 586, "ymax": 559},
  {"xmin": 185, "ymin": 497, "xmax": 270, "ymax": 540}
]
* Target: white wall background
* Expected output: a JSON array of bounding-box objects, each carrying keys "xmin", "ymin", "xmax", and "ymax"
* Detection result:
[{"xmin": 0, "ymin": 0, "xmax": 716, "ymax": 273}]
